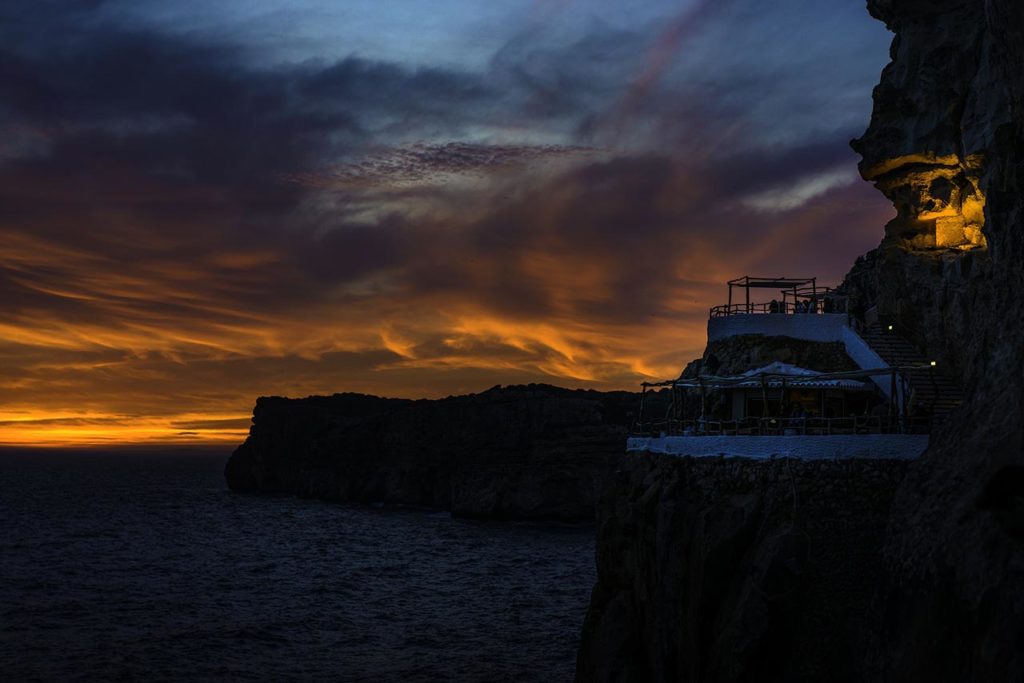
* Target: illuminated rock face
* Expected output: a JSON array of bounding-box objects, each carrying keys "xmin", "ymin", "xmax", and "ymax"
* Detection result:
[
  {"xmin": 847, "ymin": 0, "xmax": 1024, "ymax": 680},
  {"xmin": 843, "ymin": 0, "xmax": 1018, "ymax": 382},
  {"xmin": 850, "ymin": 0, "xmax": 1006, "ymax": 253},
  {"xmin": 864, "ymin": 153, "xmax": 987, "ymax": 249}
]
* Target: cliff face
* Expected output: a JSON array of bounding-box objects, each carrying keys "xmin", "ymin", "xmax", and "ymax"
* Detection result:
[
  {"xmin": 844, "ymin": 0, "xmax": 1021, "ymax": 390},
  {"xmin": 849, "ymin": 1, "xmax": 1024, "ymax": 678},
  {"xmin": 225, "ymin": 385, "xmax": 637, "ymax": 521},
  {"xmin": 578, "ymin": 1, "xmax": 1023, "ymax": 680},
  {"xmin": 576, "ymin": 454, "xmax": 908, "ymax": 682}
]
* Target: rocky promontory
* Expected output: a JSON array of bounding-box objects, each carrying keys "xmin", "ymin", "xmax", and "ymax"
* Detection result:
[{"xmin": 225, "ymin": 385, "xmax": 659, "ymax": 521}]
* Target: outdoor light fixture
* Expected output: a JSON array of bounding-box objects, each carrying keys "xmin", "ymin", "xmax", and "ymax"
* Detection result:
[
  {"xmin": 888, "ymin": 324, "xmax": 893, "ymax": 331},
  {"xmin": 930, "ymin": 361, "xmax": 937, "ymax": 366}
]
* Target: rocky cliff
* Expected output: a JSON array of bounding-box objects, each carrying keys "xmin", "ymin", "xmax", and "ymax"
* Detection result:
[
  {"xmin": 578, "ymin": 1, "xmax": 1024, "ymax": 680},
  {"xmin": 842, "ymin": 0, "xmax": 1021, "ymax": 391},
  {"xmin": 225, "ymin": 385, "xmax": 656, "ymax": 521},
  {"xmin": 576, "ymin": 454, "xmax": 908, "ymax": 682},
  {"xmin": 848, "ymin": 1, "xmax": 1024, "ymax": 679}
]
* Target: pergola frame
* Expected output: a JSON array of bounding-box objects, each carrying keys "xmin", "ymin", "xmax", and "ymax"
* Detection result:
[{"xmin": 727, "ymin": 276, "xmax": 817, "ymax": 313}]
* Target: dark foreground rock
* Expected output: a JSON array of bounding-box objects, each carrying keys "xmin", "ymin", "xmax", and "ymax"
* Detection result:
[
  {"xmin": 225, "ymin": 384, "xmax": 657, "ymax": 521},
  {"xmin": 844, "ymin": 1, "xmax": 1024, "ymax": 679},
  {"xmin": 576, "ymin": 453, "xmax": 908, "ymax": 683}
]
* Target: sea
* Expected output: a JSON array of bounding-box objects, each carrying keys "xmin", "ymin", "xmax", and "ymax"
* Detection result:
[{"xmin": 0, "ymin": 450, "xmax": 596, "ymax": 682}]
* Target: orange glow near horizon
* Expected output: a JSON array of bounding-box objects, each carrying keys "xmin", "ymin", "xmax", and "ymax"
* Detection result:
[
  {"xmin": 0, "ymin": 297, "xmax": 711, "ymax": 447},
  {"xmin": 0, "ymin": 410, "xmax": 250, "ymax": 448}
]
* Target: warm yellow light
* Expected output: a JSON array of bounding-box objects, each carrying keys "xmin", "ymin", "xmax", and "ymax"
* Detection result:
[
  {"xmin": 930, "ymin": 360, "xmax": 937, "ymax": 367},
  {"xmin": 887, "ymin": 324, "xmax": 893, "ymax": 331},
  {"xmin": 0, "ymin": 410, "xmax": 249, "ymax": 447},
  {"xmin": 866, "ymin": 153, "xmax": 987, "ymax": 251}
]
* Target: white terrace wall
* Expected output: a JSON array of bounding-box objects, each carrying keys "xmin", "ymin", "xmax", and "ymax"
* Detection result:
[
  {"xmin": 841, "ymin": 325, "xmax": 902, "ymax": 404},
  {"xmin": 707, "ymin": 313, "xmax": 849, "ymax": 343}
]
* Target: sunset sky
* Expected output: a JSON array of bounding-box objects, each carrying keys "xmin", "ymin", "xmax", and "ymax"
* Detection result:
[{"xmin": 0, "ymin": 0, "xmax": 894, "ymax": 446}]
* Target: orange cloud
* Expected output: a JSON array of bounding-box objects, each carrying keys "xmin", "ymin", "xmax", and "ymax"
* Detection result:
[
  {"xmin": 0, "ymin": 136, "xmax": 889, "ymax": 448},
  {"xmin": 0, "ymin": 410, "xmax": 250, "ymax": 447}
]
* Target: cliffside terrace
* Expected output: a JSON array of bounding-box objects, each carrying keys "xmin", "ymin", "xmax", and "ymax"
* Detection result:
[
  {"xmin": 709, "ymin": 276, "xmax": 848, "ymax": 318},
  {"xmin": 707, "ymin": 276, "xmax": 852, "ymax": 344},
  {"xmin": 635, "ymin": 365, "xmax": 934, "ymax": 437}
]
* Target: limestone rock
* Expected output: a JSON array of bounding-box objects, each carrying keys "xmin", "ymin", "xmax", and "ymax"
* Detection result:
[{"xmin": 846, "ymin": 1, "xmax": 1024, "ymax": 678}]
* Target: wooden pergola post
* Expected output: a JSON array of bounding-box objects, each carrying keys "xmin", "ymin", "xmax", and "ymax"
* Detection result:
[
  {"xmin": 639, "ymin": 385, "xmax": 646, "ymax": 432},
  {"xmin": 699, "ymin": 379, "xmax": 707, "ymax": 419},
  {"xmin": 901, "ymin": 373, "xmax": 909, "ymax": 433},
  {"xmin": 680, "ymin": 386, "xmax": 687, "ymax": 431},
  {"xmin": 889, "ymin": 370, "xmax": 897, "ymax": 430},
  {"xmin": 667, "ymin": 385, "xmax": 676, "ymax": 434},
  {"xmin": 760, "ymin": 375, "xmax": 769, "ymax": 416},
  {"xmin": 781, "ymin": 377, "xmax": 788, "ymax": 419}
]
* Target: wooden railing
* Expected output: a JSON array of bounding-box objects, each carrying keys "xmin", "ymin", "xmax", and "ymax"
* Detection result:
[{"xmin": 709, "ymin": 298, "xmax": 848, "ymax": 318}]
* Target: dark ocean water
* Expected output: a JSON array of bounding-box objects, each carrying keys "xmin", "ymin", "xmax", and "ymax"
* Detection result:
[{"xmin": 0, "ymin": 450, "xmax": 596, "ymax": 682}]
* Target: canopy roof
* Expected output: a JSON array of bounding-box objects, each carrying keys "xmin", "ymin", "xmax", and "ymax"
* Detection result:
[
  {"xmin": 733, "ymin": 362, "xmax": 872, "ymax": 390},
  {"xmin": 727, "ymin": 276, "xmax": 816, "ymax": 289},
  {"xmin": 741, "ymin": 361, "xmax": 819, "ymax": 377}
]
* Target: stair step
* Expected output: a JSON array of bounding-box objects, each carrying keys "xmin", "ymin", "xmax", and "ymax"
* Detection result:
[{"xmin": 858, "ymin": 325, "xmax": 965, "ymax": 411}]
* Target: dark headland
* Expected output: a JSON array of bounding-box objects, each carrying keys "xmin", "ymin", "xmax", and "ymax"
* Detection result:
[
  {"xmin": 225, "ymin": 385, "xmax": 641, "ymax": 521},
  {"xmin": 227, "ymin": 0, "xmax": 1024, "ymax": 680}
]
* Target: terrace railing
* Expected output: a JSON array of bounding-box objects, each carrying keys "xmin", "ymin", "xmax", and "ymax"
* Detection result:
[{"xmin": 709, "ymin": 298, "xmax": 848, "ymax": 318}]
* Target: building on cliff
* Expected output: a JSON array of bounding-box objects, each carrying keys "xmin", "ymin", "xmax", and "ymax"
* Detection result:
[{"xmin": 628, "ymin": 275, "xmax": 962, "ymax": 460}]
